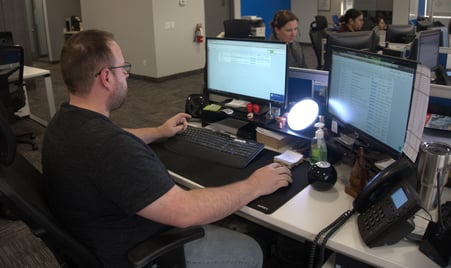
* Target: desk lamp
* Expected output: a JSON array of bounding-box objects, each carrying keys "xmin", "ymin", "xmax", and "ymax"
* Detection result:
[{"xmin": 287, "ymin": 99, "xmax": 319, "ymax": 131}]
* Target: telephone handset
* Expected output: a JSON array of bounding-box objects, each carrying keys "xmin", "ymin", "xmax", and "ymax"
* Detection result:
[{"xmin": 353, "ymin": 157, "xmax": 421, "ymax": 247}]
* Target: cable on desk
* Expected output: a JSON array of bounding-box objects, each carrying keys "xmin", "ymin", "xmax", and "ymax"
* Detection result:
[{"xmin": 308, "ymin": 209, "xmax": 355, "ymax": 268}]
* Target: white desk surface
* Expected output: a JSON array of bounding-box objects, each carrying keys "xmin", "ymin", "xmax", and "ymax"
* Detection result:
[
  {"xmin": 170, "ymin": 161, "xmax": 450, "ymax": 268},
  {"xmin": 23, "ymin": 66, "xmax": 50, "ymax": 79},
  {"xmin": 21, "ymin": 65, "xmax": 56, "ymax": 125}
]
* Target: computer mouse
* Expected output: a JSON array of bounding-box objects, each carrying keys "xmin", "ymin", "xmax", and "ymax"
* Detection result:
[{"xmin": 221, "ymin": 108, "xmax": 234, "ymax": 115}]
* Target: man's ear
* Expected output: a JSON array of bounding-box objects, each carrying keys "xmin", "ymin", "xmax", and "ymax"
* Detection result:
[{"xmin": 98, "ymin": 69, "xmax": 113, "ymax": 91}]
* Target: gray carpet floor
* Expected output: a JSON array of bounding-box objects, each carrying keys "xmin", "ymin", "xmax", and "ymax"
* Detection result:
[{"xmin": 1, "ymin": 44, "xmax": 316, "ymax": 267}]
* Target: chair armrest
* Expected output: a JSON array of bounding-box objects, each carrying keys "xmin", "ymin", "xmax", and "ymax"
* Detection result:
[{"xmin": 127, "ymin": 226, "xmax": 205, "ymax": 267}]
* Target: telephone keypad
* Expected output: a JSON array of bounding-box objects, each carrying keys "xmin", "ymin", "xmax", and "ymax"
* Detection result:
[{"xmin": 358, "ymin": 198, "xmax": 400, "ymax": 241}]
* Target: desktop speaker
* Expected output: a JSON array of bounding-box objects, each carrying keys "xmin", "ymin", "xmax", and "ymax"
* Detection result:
[
  {"xmin": 308, "ymin": 161, "xmax": 337, "ymax": 191},
  {"xmin": 185, "ymin": 94, "xmax": 205, "ymax": 118}
]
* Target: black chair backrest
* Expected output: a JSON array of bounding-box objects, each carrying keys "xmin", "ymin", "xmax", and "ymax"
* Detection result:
[
  {"xmin": 0, "ymin": 118, "xmax": 102, "ymax": 267},
  {"xmin": 310, "ymin": 16, "xmax": 328, "ymax": 31},
  {"xmin": 309, "ymin": 16, "xmax": 329, "ymax": 69},
  {"xmin": 0, "ymin": 31, "xmax": 14, "ymax": 46},
  {"xmin": 223, "ymin": 19, "xmax": 252, "ymax": 38},
  {"xmin": 0, "ymin": 45, "xmax": 26, "ymax": 121}
]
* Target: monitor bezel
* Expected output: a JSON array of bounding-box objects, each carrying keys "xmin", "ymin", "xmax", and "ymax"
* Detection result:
[
  {"xmin": 205, "ymin": 37, "xmax": 289, "ymax": 109},
  {"xmin": 326, "ymin": 45, "xmax": 418, "ymax": 159}
]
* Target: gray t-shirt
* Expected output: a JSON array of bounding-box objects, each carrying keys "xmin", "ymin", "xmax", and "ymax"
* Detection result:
[{"xmin": 42, "ymin": 103, "xmax": 174, "ymax": 267}]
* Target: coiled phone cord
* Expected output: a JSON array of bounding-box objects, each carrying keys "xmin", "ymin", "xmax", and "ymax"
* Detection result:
[{"xmin": 308, "ymin": 209, "xmax": 355, "ymax": 268}]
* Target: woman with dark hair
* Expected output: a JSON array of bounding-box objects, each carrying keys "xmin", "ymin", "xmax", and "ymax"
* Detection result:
[
  {"xmin": 269, "ymin": 10, "xmax": 307, "ymax": 68},
  {"xmin": 373, "ymin": 15, "xmax": 387, "ymax": 31},
  {"xmin": 338, "ymin": 8, "xmax": 364, "ymax": 32}
]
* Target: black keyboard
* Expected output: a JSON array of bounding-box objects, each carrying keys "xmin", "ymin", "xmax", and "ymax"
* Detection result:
[{"xmin": 164, "ymin": 126, "xmax": 265, "ymax": 168}]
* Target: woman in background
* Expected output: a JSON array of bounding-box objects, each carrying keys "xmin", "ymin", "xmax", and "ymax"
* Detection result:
[
  {"xmin": 373, "ymin": 15, "xmax": 387, "ymax": 32},
  {"xmin": 269, "ymin": 10, "xmax": 307, "ymax": 68},
  {"xmin": 338, "ymin": 9, "xmax": 364, "ymax": 32}
]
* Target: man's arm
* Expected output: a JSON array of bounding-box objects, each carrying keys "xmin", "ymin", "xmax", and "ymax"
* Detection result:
[
  {"xmin": 137, "ymin": 163, "xmax": 292, "ymax": 227},
  {"xmin": 124, "ymin": 113, "xmax": 191, "ymax": 144}
]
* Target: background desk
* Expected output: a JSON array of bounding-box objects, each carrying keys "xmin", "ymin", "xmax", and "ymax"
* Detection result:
[
  {"xmin": 155, "ymin": 144, "xmax": 450, "ymax": 268},
  {"xmin": 23, "ymin": 66, "xmax": 56, "ymax": 126}
]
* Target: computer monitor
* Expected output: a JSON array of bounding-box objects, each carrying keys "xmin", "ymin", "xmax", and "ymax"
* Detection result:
[
  {"xmin": 385, "ymin": 24, "xmax": 416, "ymax": 43},
  {"xmin": 430, "ymin": 26, "xmax": 449, "ymax": 47},
  {"xmin": 287, "ymin": 67, "xmax": 328, "ymax": 113},
  {"xmin": 416, "ymin": 20, "xmax": 435, "ymax": 32},
  {"xmin": 206, "ymin": 37, "xmax": 288, "ymax": 108},
  {"xmin": 324, "ymin": 30, "xmax": 378, "ymax": 70},
  {"xmin": 327, "ymin": 46, "xmax": 417, "ymax": 159},
  {"xmin": 409, "ymin": 29, "xmax": 441, "ymax": 69}
]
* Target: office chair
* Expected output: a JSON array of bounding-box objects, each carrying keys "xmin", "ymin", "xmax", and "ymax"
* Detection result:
[
  {"xmin": 223, "ymin": 19, "xmax": 253, "ymax": 38},
  {"xmin": 0, "ymin": 116, "xmax": 205, "ymax": 268},
  {"xmin": 309, "ymin": 16, "xmax": 329, "ymax": 70},
  {"xmin": 0, "ymin": 45, "xmax": 37, "ymax": 150}
]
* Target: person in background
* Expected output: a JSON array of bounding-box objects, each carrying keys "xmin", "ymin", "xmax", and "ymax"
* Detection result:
[
  {"xmin": 269, "ymin": 10, "xmax": 307, "ymax": 68},
  {"xmin": 338, "ymin": 8, "xmax": 364, "ymax": 32},
  {"xmin": 42, "ymin": 29, "xmax": 293, "ymax": 268},
  {"xmin": 373, "ymin": 15, "xmax": 387, "ymax": 32}
]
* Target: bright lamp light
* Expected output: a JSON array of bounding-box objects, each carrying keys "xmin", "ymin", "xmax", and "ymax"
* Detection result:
[{"xmin": 287, "ymin": 99, "xmax": 319, "ymax": 131}]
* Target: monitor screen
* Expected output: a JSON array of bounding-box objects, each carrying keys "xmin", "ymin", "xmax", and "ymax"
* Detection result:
[
  {"xmin": 386, "ymin": 24, "xmax": 416, "ymax": 43},
  {"xmin": 430, "ymin": 26, "xmax": 449, "ymax": 47},
  {"xmin": 324, "ymin": 31, "xmax": 378, "ymax": 70},
  {"xmin": 206, "ymin": 38, "xmax": 288, "ymax": 107},
  {"xmin": 287, "ymin": 67, "xmax": 328, "ymax": 113},
  {"xmin": 327, "ymin": 46, "xmax": 417, "ymax": 158},
  {"xmin": 410, "ymin": 29, "xmax": 441, "ymax": 69}
]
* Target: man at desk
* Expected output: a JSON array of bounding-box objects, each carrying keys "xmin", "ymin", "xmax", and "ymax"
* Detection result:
[{"xmin": 42, "ymin": 30, "xmax": 293, "ymax": 267}]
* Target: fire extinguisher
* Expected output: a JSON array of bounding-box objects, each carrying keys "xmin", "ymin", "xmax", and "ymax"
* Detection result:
[{"xmin": 194, "ymin": 23, "xmax": 204, "ymax": 43}]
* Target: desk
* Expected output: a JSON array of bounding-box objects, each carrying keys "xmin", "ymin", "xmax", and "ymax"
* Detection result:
[
  {"xmin": 23, "ymin": 66, "xmax": 56, "ymax": 126},
  {"xmin": 157, "ymin": 145, "xmax": 450, "ymax": 268}
]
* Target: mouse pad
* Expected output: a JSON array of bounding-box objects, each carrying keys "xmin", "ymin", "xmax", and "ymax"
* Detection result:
[{"xmin": 151, "ymin": 142, "xmax": 311, "ymax": 214}]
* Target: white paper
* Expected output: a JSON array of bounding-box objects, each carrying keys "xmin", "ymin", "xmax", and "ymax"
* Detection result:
[{"xmin": 403, "ymin": 64, "xmax": 430, "ymax": 162}]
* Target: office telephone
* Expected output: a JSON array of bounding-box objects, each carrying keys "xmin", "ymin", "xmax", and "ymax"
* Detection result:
[{"xmin": 353, "ymin": 157, "xmax": 421, "ymax": 247}]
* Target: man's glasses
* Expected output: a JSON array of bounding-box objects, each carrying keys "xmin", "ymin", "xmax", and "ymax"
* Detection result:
[{"xmin": 95, "ymin": 62, "xmax": 132, "ymax": 77}]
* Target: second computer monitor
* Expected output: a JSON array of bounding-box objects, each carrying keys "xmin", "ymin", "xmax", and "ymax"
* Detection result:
[
  {"xmin": 206, "ymin": 37, "xmax": 288, "ymax": 108},
  {"xmin": 324, "ymin": 30, "xmax": 378, "ymax": 70}
]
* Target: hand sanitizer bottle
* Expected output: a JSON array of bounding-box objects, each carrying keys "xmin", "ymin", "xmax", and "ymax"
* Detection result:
[{"xmin": 310, "ymin": 122, "xmax": 328, "ymax": 163}]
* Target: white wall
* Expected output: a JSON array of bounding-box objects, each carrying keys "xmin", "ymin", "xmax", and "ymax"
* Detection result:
[
  {"xmin": 44, "ymin": 0, "xmax": 81, "ymax": 62},
  {"xmin": 81, "ymin": 0, "xmax": 205, "ymax": 79},
  {"xmin": 392, "ymin": 0, "xmax": 410, "ymax": 24}
]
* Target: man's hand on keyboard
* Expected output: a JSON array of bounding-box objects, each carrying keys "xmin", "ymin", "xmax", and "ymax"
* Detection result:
[
  {"xmin": 248, "ymin": 163, "xmax": 293, "ymax": 196},
  {"xmin": 159, "ymin": 113, "xmax": 192, "ymax": 137}
]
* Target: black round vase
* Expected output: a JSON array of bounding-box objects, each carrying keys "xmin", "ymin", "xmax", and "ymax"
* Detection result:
[{"xmin": 308, "ymin": 161, "xmax": 337, "ymax": 191}]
